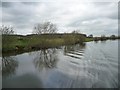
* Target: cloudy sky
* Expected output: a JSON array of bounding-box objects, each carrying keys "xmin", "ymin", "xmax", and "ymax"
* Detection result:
[{"xmin": 1, "ymin": 0, "xmax": 119, "ymax": 36}]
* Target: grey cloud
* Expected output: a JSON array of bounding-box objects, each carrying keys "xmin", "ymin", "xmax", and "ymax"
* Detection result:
[
  {"xmin": 21, "ymin": 2, "xmax": 40, "ymax": 5},
  {"xmin": 1, "ymin": 1, "xmax": 118, "ymax": 36},
  {"xmin": 2, "ymin": 2, "xmax": 14, "ymax": 8},
  {"xmin": 0, "ymin": 1, "xmax": 2, "ymax": 7},
  {"xmin": 2, "ymin": 2, "xmax": 36, "ymax": 31},
  {"xmin": 67, "ymin": 2, "xmax": 117, "ymax": 28},
  {"xmin": 93, "ymin": 2, "xmax": 112, "ymax": 6}
]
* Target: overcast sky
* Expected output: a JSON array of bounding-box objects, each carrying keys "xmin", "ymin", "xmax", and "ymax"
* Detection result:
[{"xmin": 1, "ymin": 0, "xmax": 118, "ymax": 36}]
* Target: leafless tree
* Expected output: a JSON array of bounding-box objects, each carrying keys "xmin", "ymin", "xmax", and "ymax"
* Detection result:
[
  {"xmin": 71, "ymin": 30, "xmax": 80, "ymax": 34},
  {"xmin": 0, "ymin": 25, "xmax": 14, "ymax": 35},
  {"xmin": 33, "ymin": 22, "xmax": 57, "ymax": 34}
]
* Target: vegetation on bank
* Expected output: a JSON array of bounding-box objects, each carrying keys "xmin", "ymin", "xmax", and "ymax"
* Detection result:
[
  {"xmin": 2, "ymin": 34, "xmax": 119, "ymax": 53},
  {"xmin": 93, "ymin": 35, "xmax": 120, "ymax": 41},
  {"xmin": 1, "ymin": 23, "xmax": 120, "ymax": 53},
  {"xmin": 85, "ymin": 38, "xmax": 93, "ymax": 42},
  {"xmin": 2, "ymin": 34, "xmax": 86, "ymax": 53}
]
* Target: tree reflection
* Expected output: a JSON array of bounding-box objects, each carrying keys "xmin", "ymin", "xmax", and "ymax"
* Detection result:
[
  {"xmin": 2, "ymin": 56, "xmax": 18, "ymax": 77},
  {"xmin": 64, "ymin": 43, "xmax": 86, "ymax": 59},
  {"xmin": 64, "ymin": 43, "xmax": 86, "ymax": 53},
  {"xmin": 33, "ymin": 49, "xmax": 58, "ymax": 71},
  {"xmin": 94, "ymin": 40, "xmax": 99, "ymax": 43},
  {"xmin": 101, "ymin": 40, "xmax": 106, "ymax": 44}
]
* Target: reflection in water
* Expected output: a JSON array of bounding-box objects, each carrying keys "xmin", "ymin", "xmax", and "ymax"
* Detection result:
[
  {"xmin": 100, "ymin": 40, "xmax": 107, "ymax": 44},
  {"xmin": 64, "ymin": 43, "xmax": 86, "ymax": 59},
  {"xmin": 2, "ymin": 57, "xmax": 18, "ymax": 77},
  {"xmin": 0, "ymin": 57, "xmax": 2, "ymax": 70},
  {"xmin": 2, "ymin": 40, "xmax": 118, "ymax": 88},
  {"xmin": 94, "ymin": 40, "xmax": 99, "ymax": 43},
  {"xmin": 33, "ymin": 49, "xmax": 58, "ymax": 70}
]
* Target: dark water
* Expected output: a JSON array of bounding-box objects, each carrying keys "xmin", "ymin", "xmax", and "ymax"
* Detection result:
[{"xmin": 2, "ymin": 40, "xmax": 119, "ymax": 88}]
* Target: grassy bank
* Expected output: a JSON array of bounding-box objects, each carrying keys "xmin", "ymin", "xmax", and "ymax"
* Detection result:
[
  {"xmin": 2, "ymin": 34, "xmax": 87, "ymax": 53},
  {"xmin": 85, "ymin": 38, "xmax": 93, "ymax": 42}
]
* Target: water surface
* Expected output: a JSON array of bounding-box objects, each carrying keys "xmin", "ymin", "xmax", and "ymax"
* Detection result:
[{"xmin": 2, "ymin": 40, "xmax": 119, "ymax": 88}]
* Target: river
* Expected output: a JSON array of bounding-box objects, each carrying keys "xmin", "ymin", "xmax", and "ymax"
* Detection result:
[{"xmin": 2, "ymin": 40, "xmax": 119, "ymax": 88}]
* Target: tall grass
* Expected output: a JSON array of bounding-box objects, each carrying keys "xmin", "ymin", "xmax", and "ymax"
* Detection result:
[{"xmin": 2, "ymin": 34, "xmax": 86, "ymax": 53}]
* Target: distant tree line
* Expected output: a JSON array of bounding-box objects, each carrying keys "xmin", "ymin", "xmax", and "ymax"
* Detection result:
[
  {"xmin": 1, "ymin": 22, "xmax": 120, "ymax": 41},
  {"xmin": 0, "ymin": 22, "xmax": 84, "ymax": 35},
  {"xmin": 87, "ymin": 34, "xmax": 120, "ymax": 41}
]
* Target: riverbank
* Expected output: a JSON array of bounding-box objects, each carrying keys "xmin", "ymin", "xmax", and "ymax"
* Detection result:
[
  {"xmin": 2, "ymin": 34, "xmax": 87, "ymax": 53},
  {"xmin": 2, "ymin": 34, "xmax": 119, "ymax": 54}
]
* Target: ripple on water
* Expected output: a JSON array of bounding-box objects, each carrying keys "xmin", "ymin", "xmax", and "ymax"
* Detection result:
[{"xmin": 2, "ymin": 40, "xmax": 119, "ymax": 88}]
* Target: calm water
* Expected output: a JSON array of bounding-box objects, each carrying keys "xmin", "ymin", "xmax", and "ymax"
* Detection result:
[{"xmin": 2, "ymin": 40, "xmax": 119, "ymax": 88}]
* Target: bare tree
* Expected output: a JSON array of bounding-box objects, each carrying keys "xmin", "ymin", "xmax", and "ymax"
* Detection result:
[
  {"xmin": 71, "ymin": 30, "xmax": 80, "ymax": 34},
  {"xmin": 0, "ymin": 25, "xmax": 14, "ymax": 35},
  {"xmin": 33, "ymin": 22, "xmax": 57, "ymax": 34}
]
